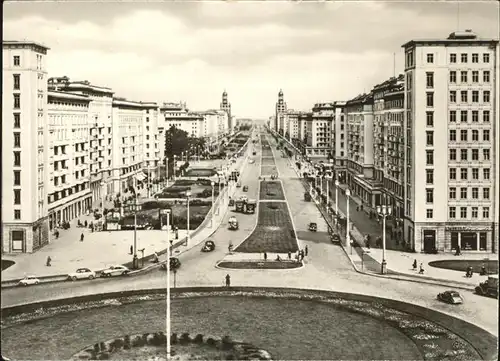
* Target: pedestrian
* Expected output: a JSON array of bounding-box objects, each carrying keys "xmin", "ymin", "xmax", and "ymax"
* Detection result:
[
  {"xmin": 264, "ymin": 252, "xmax": 267, "ymax": 261},
  {"xmin": 225, "ymin": 274, "xmax": 231, "ymax": 287},
  {"xmin": 419, "ymin": 263, "xmax": 425, "ymax": 274},
  {"xmin": 84, "ymin": 220, "xmax": 88, "ymax": 228},
  {"xmin": 412, "ymin": 259, "xmax": 417, "ymax": 271},
  {"xmin": 288, "ymin": 251, "xmax": 291, "ymax": 260},
  {"xmin": 46, "ymin": 256, "xmax": 52, "ymax": 267},
  {"xmin": 80, "ymin": 233, "xmax": 84, "ymax": 242},
  {"xmin": 305, "ymin": 245, "xmax": 309, "ymax": 256},
  {"xmin": 130, "ymin": 245, "xmax": 133, "ymax": 255}
]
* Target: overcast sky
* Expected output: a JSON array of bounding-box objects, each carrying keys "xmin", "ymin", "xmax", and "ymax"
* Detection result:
[{"xmin": 3, "ymin": 1, "xmax": 499, "ymax": 118}]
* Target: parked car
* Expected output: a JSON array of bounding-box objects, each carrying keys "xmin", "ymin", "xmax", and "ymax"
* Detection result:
[
  {"xmin": 201, "ymin": 240, "xmax": 216, "ymax": 252},
  {"xmin": 17, "ymin": 276, "xmax": 40, "ymax": 286},
  {"xmin": 330, "ymin": 234, "xmax": 341, "ymax": 243},
  {"xmin": 236, "ymin": 182, "xmax": 242, "ymax": 188},
  {"xmin": 475, "ymin": 275, "xmax": 498, "ymax": 298},
  {"xmin": 161, "ymin": 257, "xmax": 181, "ymax": 270},
  {"xmin": 437, "ymin": 290, "xmax": 463, "ymax": 304},
  {"xmin": 101, "ymin": 265, "xmax": 130, "ymax": 277},
  {"xmin": 67, "ymin": 268, "xmax": 96, "ymax": 281},
  {"xmin": 243, "ymin": 185, "xmax": 249, "ymax": 192},
  {"xmin": 308, "ymin": 222, "xmax": 317, "ymax": 232},
  {"xmin": 239, "ymin": 195, "xmax": 248, "ymax": 203}
]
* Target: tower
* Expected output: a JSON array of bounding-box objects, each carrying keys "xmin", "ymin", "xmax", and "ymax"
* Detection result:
[
  {"xmin": 275, "ymin": 89, "xmax": 287, "ymax": 132},
  {"xmin": 220, "ymin": 90, "xmax": 232, "ymax": 131}
]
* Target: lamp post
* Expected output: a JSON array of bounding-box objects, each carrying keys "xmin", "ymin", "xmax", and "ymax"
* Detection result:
[
  {"xmin": 165, "ymin": 208, "xmax": 171, "ymax": 360},
  {"xmin": 211, "ymin": 181, "xmax": 215, "ymax": 227},
  {"xmin": 346, "ymin": 189, "xmax": 351, "ymax": 254},
  {"xmin": 334, "ymin": 180, "xmax": 339, "ymax": 228},
  {"xmin": 376, "ymin": 205, "xmax": 392, "ymax": 274},
  {"xmin": 326, "ymin": 174, "xmax": 330, "ymax": 209},
  {"xmin": 186, "ymin": 191, "xmax": 191, "ymax": 246},
  {"xmin": 100, "ymin": 181, "xmax": 105, "ymax": 220},
  {"xmin": 147, "ymin": 162, "xmax": 151, "ymax": 198},
  {"xmin": 129, "ymin": 198, "xmax": 140, "ymax": 269}
]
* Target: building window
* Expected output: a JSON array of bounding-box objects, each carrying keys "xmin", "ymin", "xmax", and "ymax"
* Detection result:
[
  {"xmin": 483, "ymin": 91, "xmax": 490, "ymax": 103},
  {"xmin": 460, "ymin": 110, "xmax": 467, "ymax": 123},
  {"xmin": 483, "ymin": 207, "xmax": 489, "ymax": 218},
  {"xmin": 449, "ymin": 187, "xmax": 456, "ymax": 199},
  {"xmin": 460, "ymin": 71, "xmax": 468, "ymax": 83},
  {"xmin": 14, "ymin": 189, "xmax": 21, "ymax": 205},
  {"xmin": 471, "ymin": 207, "xmax": 478, "ymax": 219},
  {"xmin": 426, "ymin": 131, "xmax": 434, "ymax": 146},
  {"xmin": 449, "ymin": 207, "xmax": 456, "ymax": 218},
  {"xmin": 472, "ymin": 149, "xmax": 479, "ymax": 160},
  {"xmin": 459, "ymin": 130, "xmax": 468, "ymax": 142},
  {"xmin": 472, "ymin": 53, "xmax": 479, "ymax": 63},
  {"xmin": 13, "ymin": 74, "xmax": 20, "ymax": 90},
  {"xmin": 483, "ymin": 149, "xmax": 490, "ymax": 160},
  {"xmin": 14, "ymin": 210, "xmax": 21, "ymax": 220},
  {"xmin": 450, "ymin": 53, "xmax": 456, "ymax": 63},
  {"xmin": 472, "ymin": 168, "xmax": 479, "ymax": 179},
  {"xmin": 449, "ymin": 91, "xmax": 456, "ymax": 103},
  {"xmin": 483, "ymin": 110, "xmax": 490, "ymax": 122},
  {"xmin": 472, "ymin": 111, "xmax": 479, "ymax": 123},
  {"xmin": 483, "ymin": 53, "xmax": 490, "ymax": 63},
  {"xmin": 14, "ymin": 151, "xmax": 21, "ymax": 166},
  {"xmin": 426, "ymin": 169, "xmax": 434, "ymax": 184},
  {"xmin": 449, "ymin": 71, "xmax": 456, "ymax": 83},
  {"xmin": 472, "ymin": 91, "xmax": 479, "ymax": 103},
  {"xmin": 14, "ymin": 170, "xmax": 21, "ymax": 185},
  {"xmin": 449, "ymin": 148, "xmax": 457, "ymax": 160},
  {"xmin": 460, "ymin": 207, "xmax": 467, "ymax": 219},
  {"xmin": 472, "ymin": 187, "xmax": 479, "ymax": 199},
  {"xmin": 483, "ymin": 168, "xmax": 490, "ymax": 180},
  {"xmin": 426, "ymin": 54, "xmax": 434, "ymax": 63},
  {"xmin": 461, "ymin": 53, "xmax": 467, "ymax": 63},
  {"xmin": 449, "ymin": 110, "xmax": 456, "ymax": 122},
  {"xmin": 460, "ymin": 187, "xmax": 467, "ymax": 199},
  {"xmin": 426, "ymin": 150, "xmax": 434, "ymax": 165},
  {"xmin": 460, "ymin": 91, "xmax": 468, "ymax": 103},
  {"xmin": 460, "ymin": 168, "xmax": 468, "ymax": 180},
  {"xmin": 14, "ymin": 113, "xmax": 21, "ymax": 128},
  {"xmin": 426, "ymin": 72, "xmax": 434, "ymax": 88},
  {"xmin": 449, "ymin": 130, "xmax": 456, "ymax": 142},
  {"xmin": 14, "ymin": 94, "xmax": 20, "ymax": 109},
  {"xmin": 426, "ymin": 209, "xmax": 433, "ymax": 219},
  {"xmin": 426, "ymin": 111, "xmax": 434, "ymax": 126},
  {"xmin": 426, "ymin": 92, "xmax": 434, "ymax": 107},
  {"xmin": 483, "ymin": 187, "xmax": 490, "ymax": 200},
  {"xmin": 426, "ymin": 188, "xmax": 434, "ymax": 203},
  {"xmin": 449, "ymin": 168, "xmax": 456, "ymax": 180},
  {"xmin": 483, "ymin": 129, "xmax": 490, "ymax": 141},
  {"xmin": 14, "ymin": 132, "xmax": 21, "ymax": 147},
  {"xmin": 472, "ymin": 71, "xmax": 479, "ymax": 82},
  {"xmin": 13, "ymin": 55, "xmax": 20, "ymax": 66},
  {"xmin": 483, "ymin": 71, "xmax": 490, "ymax": 83}
]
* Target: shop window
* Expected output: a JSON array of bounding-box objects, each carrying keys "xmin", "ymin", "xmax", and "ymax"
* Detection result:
[
  {"xmin": 479, "ymin": 232, "xmax": 487, "ymax": 251},
  {"xmin": 461, "ymin": 232, "xmax": 478, "ymax": 251},
  {"xmin": 451, "ymin": 232, "xmax": 459, "ymax": 251},
  {"xmin": 11, "ymin": 230, "xmax": 24, "ymax": 251}
]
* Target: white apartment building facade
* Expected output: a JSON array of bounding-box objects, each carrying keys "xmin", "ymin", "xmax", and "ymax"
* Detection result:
[
  {"xmin": 2, "ymin": 41, "xmax": 51, "ymax": 253},
  {"xmin": 298, "ymin": 103, "xmax": 334, "ymax": 159},
  {"xmin": 403, "ymin": 30, "xmax": 499, "ymax": 253},
  {"xmin": 142, "ymin": 103, "xmax": 161, "ymax": 180},
  {"xmin": 331, "ymin": 101, "xmax": 348, "ymax": 183},
  {"xmin": 47, "ymin": 91, "xmax": 92, "ymax": 229}
]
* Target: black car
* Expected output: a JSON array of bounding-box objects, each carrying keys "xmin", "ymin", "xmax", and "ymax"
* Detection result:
[
  {"xmin": 437, "ymin": 290, "xmax": 463, "ymax": 304},
  {"xmin": 201, "ymin": 240, "xmax": 215, "ymax": 252},
  {"xmin": 308, "ymin": 222, "xmax": 317, "ymax": 232},
  {"xmin": 330, "ymin": 234, "xmax": 341, "ymax": 243},
  {"xmin": 161, "ymin": 257, "xmax": 181, "ymax": 271}
]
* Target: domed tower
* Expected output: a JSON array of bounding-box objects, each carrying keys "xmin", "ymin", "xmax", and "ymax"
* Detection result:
[
  {"xmin": 275, "ymin": 89, "xmax": 287, "ymax": 131},
  {"xmin": 220, "ymin": 89, "xmax": 232, "ymax": 130}
]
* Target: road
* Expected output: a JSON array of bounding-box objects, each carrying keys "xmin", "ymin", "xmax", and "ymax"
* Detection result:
[{"xmin": 2, "ymin": 130, "xmax": 498, "ymax": 337}]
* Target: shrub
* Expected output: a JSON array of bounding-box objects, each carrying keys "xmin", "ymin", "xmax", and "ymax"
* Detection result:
[
  {"xmin": 193, "ymin": 334, "xmax": 204, "ymax": 344},
  {"xmin": 142, "ymin": 201, "xmax": 159, "ymax": 210},
  {"xmin": 179, "ymin": 333, "xmax": 191, "ymax": 345},
  {"xmin": 171, "ymin": 333, "xmax": 178, "ymax": 344}
]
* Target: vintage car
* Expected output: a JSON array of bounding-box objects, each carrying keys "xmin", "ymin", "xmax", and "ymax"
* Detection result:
[
  {"xmin": 67, "ymin": 268, "xmax": 96, "ymax": 281},
  {"xmin": 330, "ymin": 233, "xmax": 341, "ymax": 243},
  {"xmin": 201, "ymin": 240, "xmax": 216, "ymax": 252},
  {"xmin": 229, "ymin": 198, "xmax": 235, "ymax": 207},
  {"xmin": 246, "ymin": 199, "xmax": 257, "ymax": 214},
  {"xmin": 437, "ymin": 290, "xmax": 463, "ymax": 304},
  {"xmin": 236, "ymin": 182, "xmax": 242, "ymax": 188},
  {"xmin": 17, "ymin": 276, "xmax": 40, "ymax": 286},
  {"xmin": 161, "ymin": 257, "xmax": 181, "ymax": 271},
  {"xmin": 228, "ymin": 216, "xmax": 239, "ymax": 230},
  {"xmin": 101, "ymin": 265, "xmax": 130, "ymax": 277},
  {"xmin": 243, "ymin": 185, "xmax": 249, "ymax": 192},
  {"xmin": 308, "ymin": 222, "xmax": 318, "ymax": 232}
]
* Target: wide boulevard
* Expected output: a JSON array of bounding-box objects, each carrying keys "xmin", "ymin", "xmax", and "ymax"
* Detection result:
[{"xmin": 2, "ymin": 131, "xmax": 497, "ymax": 337}]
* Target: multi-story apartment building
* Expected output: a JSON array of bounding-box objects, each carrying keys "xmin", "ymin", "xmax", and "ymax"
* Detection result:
[
  {"xmin": 345, "ymin": 93, "xmax": 384, "ymax": 207},
  {"xmin": 48, "ymin": 77, "xmax": 114, "ymax": 202},
  {"xmin": 160, "ymin": 102, "xmax": 204, "ymax": 137},
  {"xmin": 284, "ymin": 110, "xmax": 300, "ymax": 141},
  {"xmin": 2, "ymin": 41, "xmax": 51, "ymax": 253},
  {"xmin": 331, "ymin": 101, "xmax": 347, "ymax": 183},
  {"xmin": 298, "ymin": 103, "xmax": 334, "ymax": 159},
  {"xmin": 220, "ymin": 90, "xmax": 232, "ymax": 131},
  {"xmin": 372, "ymin": 75, "xmax": 405, "ymax": 220},
  {"xmin": 275, "ymin": 89, "xmax": 287, "ymax": 132},
  {"xmin": 47, "ymin": 90, "xmax": 92, "ymax": 229},
  {"xmin": 111, "ymin": 97, "xmax": 147, "ymax": 193},
  {"xmin": 402, "ymin": 30, "xmax": 499, "ymax": 253},
  {"xmin": 142, "ymin": 103, "xmax": 161, "ymax": 180}
]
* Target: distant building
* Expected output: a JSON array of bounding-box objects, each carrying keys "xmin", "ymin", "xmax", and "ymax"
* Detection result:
[{"xmin": 220, "ymin": 90, "xmax": 232, "ymax": 130}]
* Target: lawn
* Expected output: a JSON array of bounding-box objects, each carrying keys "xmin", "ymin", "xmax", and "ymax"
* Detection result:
[
  {"xmin": 260, "ymin": 166, "xmax": 278, "ymax": 176},
  {"xmin": 262, "ymin": 149, "xmax": 274, "ymax": 157},
  {"xmin": 1, "ymin": 259, "xmax": 15, "ymax": 271},
  {"xmin": 156, "ymin": 180, "xmax": 221, "ymax": 199},
  {"xmin": 428, "ymin": 259, "xmax": 498, "ymax": 274},
  {"xmin": 184, "ymin": 168, "xmax": 218, "ymax": 177},
  {"xmin": 218, "ymin": 261, "xmax": 302, "ymax": 269},
  {"xmin": 259, "ymin": 181, "xmax": 285, "ymax": 201},
  {"xmin": 261, "ymin": 158, "xmax": 275, "ymax": 166},
  {"xmin": 235, "ymin": 202, "xmax": 298, "ymax": 253}
]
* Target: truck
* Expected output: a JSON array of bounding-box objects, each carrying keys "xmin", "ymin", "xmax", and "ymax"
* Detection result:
[
  {"xmin": 246, "ymin": 200, "xmax": 256, "ymax": 214},
  {"xmin": 475, "ymin": 275, "xmax": 498, "ymax": 298},
  {"xmin": 228, "ymin": 216, "xmax": 239, "ymax": 230},
  {"xmin": 235, "ymin": 200, "xmax": 245, "ymax": 213}
]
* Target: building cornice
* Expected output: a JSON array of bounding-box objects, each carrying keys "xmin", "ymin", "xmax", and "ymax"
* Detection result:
[{"xmin": 48, "ymin": 90, "xmax": 91, "ymax": 103}]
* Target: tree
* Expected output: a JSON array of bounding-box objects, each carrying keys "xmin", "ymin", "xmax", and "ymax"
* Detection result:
[{"xmin": 164, "ymin": 125, "xmax": 190, "ymax": 160}]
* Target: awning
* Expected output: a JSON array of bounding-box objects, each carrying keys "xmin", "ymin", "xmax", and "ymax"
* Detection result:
[{"xmin": 134, "ymin": 174, "xmax": 145, "ymax": 182}]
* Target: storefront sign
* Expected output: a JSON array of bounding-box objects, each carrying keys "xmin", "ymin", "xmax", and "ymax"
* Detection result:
[{"xmin": 446, "ymin": 226, "xmax": 491, "ymax": 232}]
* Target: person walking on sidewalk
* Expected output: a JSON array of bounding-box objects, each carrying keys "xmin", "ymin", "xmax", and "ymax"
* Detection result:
[
  {"xmin": 305, "ymin": 245, "xmax": 309, "ymax": 257},
  {"xmin": 419, "ymin": 263, "xmax": 425, "ymax": 274},
  {"xmin": 80, "ymin": 233, "xmax": 84, "ymax": 242},
  {"xmin": 225, "ymin": 274, "xmax": 231, "ymax": 287},
  {"xmin": 412, "ymin": 259, "xmax": 417, "ymax": 271},
  {"xmin": 130, "ymin": 245, "xmax": 133, "ymax": 255},
  {"xmin": 46, "ymin": 256, "xmax": 52, "ymax": 267}
]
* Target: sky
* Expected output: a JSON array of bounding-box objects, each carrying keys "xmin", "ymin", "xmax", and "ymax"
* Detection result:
[{"xmin": 3, "ymin": 1, "xmax": 499, "ymax": 119}]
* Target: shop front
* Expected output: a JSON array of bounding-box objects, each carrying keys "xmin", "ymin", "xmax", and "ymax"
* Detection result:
[{"xmin": 449, "ymin": 229, "xmax": 490, "ymax": 252}]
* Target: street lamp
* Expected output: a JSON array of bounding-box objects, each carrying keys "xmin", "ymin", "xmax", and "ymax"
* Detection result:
[
  {"xmin": 334, "ymin": 180, "xmax": 339, "ymax": 228},
  {"xmin": 211, "ymin": 181, "xmax": 215, "ymax": 228},
  {"xmin": 185, "ymin": 191, "xmax": 191, "ymax": 246},
  {"xmin": 128, "ymin": 198, "xmax": 140, "ymax": 269},
  {"xmin": 346, "ymin": 188, "xmax": 351, "ymax": 254},
  {"xmin": 100, "ymin": 181, "xmax": 105, "ymax": 221},
  {"xmin": 376, "ymin": 205, "xmax": 392, "ymax": 274},
  {"xmin": 165, "ymin": 208, "xmax": 171, "ymax": 359}
]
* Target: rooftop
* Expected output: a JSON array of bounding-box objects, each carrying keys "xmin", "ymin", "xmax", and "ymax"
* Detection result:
[
  {"xmin": 3, "ymin": 40, "xmax": 50, "ymax": 51},
  {"xmin": 402, "ymin": 30, "xmax": 499, "ymax": 48}
]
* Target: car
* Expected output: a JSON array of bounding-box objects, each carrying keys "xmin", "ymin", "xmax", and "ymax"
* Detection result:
[
  {"xmin": 239, "ymin": 195, "xmax": 248, "ymax": 202},
  {"xmin": 308, "ymin": 222, "xmax": 317, "ymax": 232},
  {"xmin": 437, "ymin": 290, "xmax": 463, "ymax": 304},
  {"xmin": 236, "ymin": 182, "xmax": 242, "ymax": 188},
  {"xmin": 17, "ymin": 276, "xmax": 40, "ymax": 286},
  {"xmin": 201, "ymin": 240, "xmax": 216, "ymax": 252},
  {"xmin": 330, "ymin": 234, "xmax": 341, "ymax": 243},
  {"xmin": 101, "ymin": 265, "xmax": 130, "ymax": 277},
  {"xmin": 67, "ymin": 268, "xmax": 96, "ymax": 281},
  {"xmin": 161, "ymin": 257, "xmax": 181, "ymax": 270},
  {"xmin": 249, "ymin": 159, "xmax": 255, "ymax": 164},
  {"xmin": 243, "ymin": 185, "xmax": 249, "ymax": 192}
]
